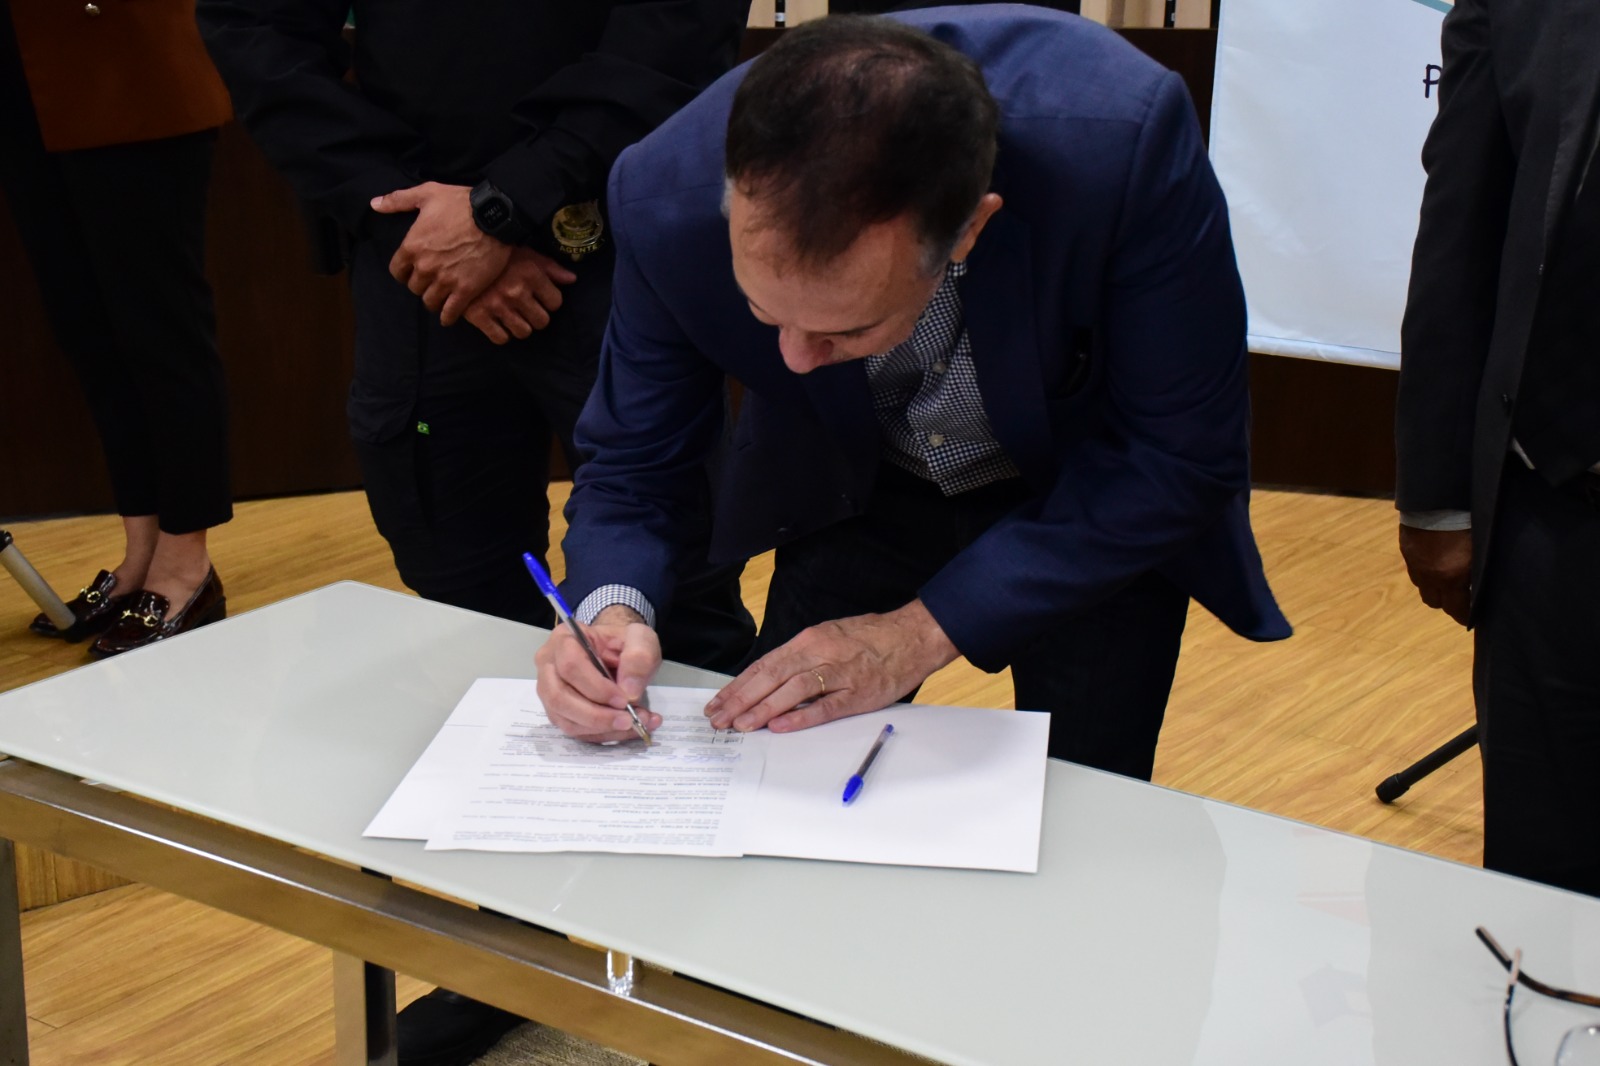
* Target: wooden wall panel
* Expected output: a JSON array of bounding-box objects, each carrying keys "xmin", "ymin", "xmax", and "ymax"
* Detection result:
[{"xmin": 1250, "ymin": 355, "xmax": 1399, "ymax": 495}]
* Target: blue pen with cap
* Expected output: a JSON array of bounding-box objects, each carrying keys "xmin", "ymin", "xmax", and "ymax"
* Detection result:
[
  {"xmin": 521, "ymin": 552, "xmax": 651, "ymax": 745},
  {"xmin": 842, "ymin": 723, "xmax": 894, "ymax": 805}
]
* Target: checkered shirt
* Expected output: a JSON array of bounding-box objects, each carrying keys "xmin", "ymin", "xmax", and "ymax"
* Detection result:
[{"xmin": 864, "ymin": 260, "xmax": 1018, "ymax": 495}]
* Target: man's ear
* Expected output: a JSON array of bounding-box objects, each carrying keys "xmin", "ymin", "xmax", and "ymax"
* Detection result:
[{"xmin": 950, "ymin": 193, "xmax": 1004, "ymax": 264}]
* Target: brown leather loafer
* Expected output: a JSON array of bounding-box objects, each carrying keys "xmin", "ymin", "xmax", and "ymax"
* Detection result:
[
  {"xmin": 29, "ymin": 569, "xmax": 139, "ymax": 643},
  {"xmin": 89, "ymin": 568, "xmax": 226, "ymax": 659}
]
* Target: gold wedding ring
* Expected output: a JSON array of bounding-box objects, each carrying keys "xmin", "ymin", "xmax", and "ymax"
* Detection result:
[{"xmin": 812, "ymin": 670, "xmax": 827, "ymax": 694}]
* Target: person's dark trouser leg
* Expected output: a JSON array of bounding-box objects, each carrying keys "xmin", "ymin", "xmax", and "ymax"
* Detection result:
[
  {"xmin": 1473, "ymin": 461, "xmax": 1600, "ymax": 897},
  {"xmin": 0, "ymin": 19, "xmax": 159, "ymax": 521},
  {"xmin": 753, "ymin": 464, "xmax": 1187, "ymax": 780},
  {"xmin": 353, "ymin": 386, "xmax": 556, "ymax": 628},
  {"xmin": 749, "ymin": 466, "xmax": 978, "ymax": 668},
  {"xmin": 1010, "ymin": 570, "xmax": 1188, "ymax": 781},
  {"xmin": 57, "ymin": 133, "xmax": 232, "ymax": 534},
  {"xmin": 658, "ymin": 553, "xmax": 756, "ymax": 674}
]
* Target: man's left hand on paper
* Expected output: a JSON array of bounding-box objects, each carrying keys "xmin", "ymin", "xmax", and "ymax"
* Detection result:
[
  {"xmin": 372, "ymin": 181, "xmax": 509, "ymax": 326},
  {"xmin": 535, "ymin": 605, "xmax": 665, "ymax": 743},
  {"xmin": 705, "ymin": 600, "xmax": 959, "ymax": 735}
]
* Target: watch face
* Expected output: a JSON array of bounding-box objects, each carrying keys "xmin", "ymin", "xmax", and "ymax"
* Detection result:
[{"xmin": 480, "ymin": 200, "xmax": 510, "ymax": 227}]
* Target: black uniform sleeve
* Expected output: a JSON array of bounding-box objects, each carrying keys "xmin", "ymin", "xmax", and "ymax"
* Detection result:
[
  {"xmin": 197, "ymin": 0, "xmax": 425, "ymax": 239},
  {"xmin": 481, "ymin": 0, "xmax": 750, "ymax": 233}
]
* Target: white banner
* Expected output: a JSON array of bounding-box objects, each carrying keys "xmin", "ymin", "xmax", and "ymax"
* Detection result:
[{"xmin": 1209, "ymin": 0, "xmax": 1452, "ymax": 369}]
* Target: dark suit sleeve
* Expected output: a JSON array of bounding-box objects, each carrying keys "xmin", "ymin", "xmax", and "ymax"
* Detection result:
[
  {"xmin": 921, "ymin": 73, "xmax": 1257, "ymax": 669},
  {"xmin": 196, "ymin": 0, "xmax": 424, "ymax": 238},
  {"xmin": 481, "ymin": 0, "xmax": 749, "ymax": 231},
  {"xmin": 1395, "ymin": 0, "xmax": 1514, "ymax": 512}
]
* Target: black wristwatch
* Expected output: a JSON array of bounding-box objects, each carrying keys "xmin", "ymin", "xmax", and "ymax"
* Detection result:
[{"xmin": 469, "ymin": 181, "xmax": 530, "ymax": 244}]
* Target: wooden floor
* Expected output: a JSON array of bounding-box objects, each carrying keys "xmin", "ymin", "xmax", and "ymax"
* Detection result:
[{"xmin": 0, "ymin": 484, "xmax": 1479, "ymax": 1064}]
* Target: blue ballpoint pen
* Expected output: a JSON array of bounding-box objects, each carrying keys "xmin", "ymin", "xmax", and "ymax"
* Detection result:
[
  {"xmin": 842, "ymin": 724, "xmax": 894, "ymax": 805},
  {"xmin": 521, "ymin": 552, "xmax": 651, "ymax": 745}
]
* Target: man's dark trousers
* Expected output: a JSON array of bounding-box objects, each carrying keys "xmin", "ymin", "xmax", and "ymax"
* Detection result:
[
  {"xmin": 1474, "ymin": 460, "xmax": 1600, "ymax": 897},
  {"xmin": 751, "ymin": 463, "xmax": 1190, "ymax": 780},
  {"xmin": 1471, "ymin": 123, "xmax": 1600, "ymax": 899}
]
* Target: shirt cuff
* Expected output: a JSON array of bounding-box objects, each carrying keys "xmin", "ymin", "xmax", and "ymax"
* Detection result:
[
  {"xmin": 574, "ymin": 585, "xmax": 657, "ymax": 629},
  {"xmin": 1399, "ymin": 509, "xmax": 1472, "ymax": 531}
]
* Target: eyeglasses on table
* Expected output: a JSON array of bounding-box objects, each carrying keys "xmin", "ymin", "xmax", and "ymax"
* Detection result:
[{"xmin": 1476, "ymin": 926, "xmax": 1600, "ymax": 1066}]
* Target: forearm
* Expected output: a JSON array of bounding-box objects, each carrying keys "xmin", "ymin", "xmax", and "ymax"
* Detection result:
[{"xmin": 880, "ymin": 599, "xmax": 960, "ymax": 680}]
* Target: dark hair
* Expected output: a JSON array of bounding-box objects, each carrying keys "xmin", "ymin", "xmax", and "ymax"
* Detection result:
[{"xmin": 725, "ymin": 16, "xmax": 999, "ymax": 272}]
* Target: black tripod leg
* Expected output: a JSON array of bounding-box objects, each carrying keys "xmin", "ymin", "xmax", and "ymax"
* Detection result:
[{"xmin": 1375, "ymin": 725, "xmax": 1480, "ymax": 804}]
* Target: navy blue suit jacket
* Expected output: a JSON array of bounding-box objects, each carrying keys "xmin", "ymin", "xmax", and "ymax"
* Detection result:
[{"xmin": 566, "ymin": 6, "xmax": 1289, "ymax": 671}]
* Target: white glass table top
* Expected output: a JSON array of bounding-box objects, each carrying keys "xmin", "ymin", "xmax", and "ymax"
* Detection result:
[{"xmin": 0, "ymin": 581, "xmax": 1596, "ymax": 1066}]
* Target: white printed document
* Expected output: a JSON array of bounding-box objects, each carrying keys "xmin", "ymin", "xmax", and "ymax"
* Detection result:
[
  {"xmin": 366, "ymin": 679, "xmax": 1050, "ymax": 872},
  {"xmin": 428, "ymin": 694, "xmax": 764, "ymax": 856},
  {"xmin": 367, "ymin": 678, "xmax": 764, "ymax": 857}
]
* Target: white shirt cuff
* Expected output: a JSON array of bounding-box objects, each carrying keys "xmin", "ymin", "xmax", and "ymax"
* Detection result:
[
  {"xmin": 574, "ymin": 585, "xmax": 657, "ymax": 628},
  {"xmin": 1399, "ymin": 509, "xmax": 1472, "ymax": 532}
]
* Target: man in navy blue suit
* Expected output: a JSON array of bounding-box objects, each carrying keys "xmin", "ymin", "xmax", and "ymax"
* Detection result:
[{"xmin": 537, "ymin": 10, "xmax": 1289, "ymax": 779}]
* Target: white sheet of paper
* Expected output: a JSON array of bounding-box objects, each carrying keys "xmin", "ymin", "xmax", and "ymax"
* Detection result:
[
  {"xmin": 423, "ymin": 686, "xmax": 766, "ymax": 857},
  {"xmin": 367, "ymin": 681, "xmax": 1049, "ymax": 873},
  {"xmin": 364, "ymin": 676, "xmax": 522, "ymax": 840},
  {"xmin": 746, "ymin": 704, "xmax": 1050, "ymax": 873}
]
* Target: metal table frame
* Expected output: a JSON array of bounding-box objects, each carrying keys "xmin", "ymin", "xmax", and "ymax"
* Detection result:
[{"xmin": 0, "ymin": 757, "xmax": 921, "ymax": 1066}]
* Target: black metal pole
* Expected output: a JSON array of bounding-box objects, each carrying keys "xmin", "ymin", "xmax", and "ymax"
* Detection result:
[
  {"xmin": 1375, "ymin": 725, "xmax": 1480, "ymax": 804},
  {"xmin": 1164, "ymin": 0, "xmax": 1178, "ymax": 27}
]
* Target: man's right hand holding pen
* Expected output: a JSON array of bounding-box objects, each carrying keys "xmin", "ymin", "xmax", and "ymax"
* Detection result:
[
  {"xmin": 537, "ymin": 593, "xmax": 957, "ymax": 745},
  {"xmin": 534, "ymin": 604, "xmax": 666, "ymax": 743}
]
